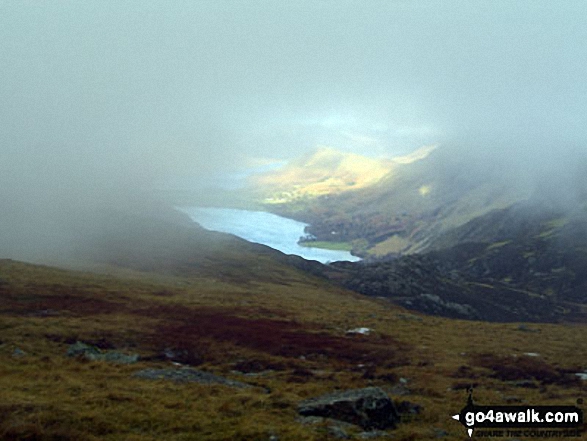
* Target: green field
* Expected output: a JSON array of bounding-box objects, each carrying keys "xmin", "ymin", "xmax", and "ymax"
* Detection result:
[{"xmin": 298, "ymin": 240, "xmax": 353, "ymax": 251}]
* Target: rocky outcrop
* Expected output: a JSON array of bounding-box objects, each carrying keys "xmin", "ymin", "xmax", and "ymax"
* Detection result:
[
  {"xmin": 133, "ymin": 367, "xmax": 251, "ymax": 388},
  {"xmin": 66, "ymin": 341, "xmax": 139, "ymax": 364},
  {"xmin": 330, "ymin": 247, "xmax": 571, "ymax": 322},
  {"xmin": 297, "ymin": 387, "xmax": 399, "ymax": 430}
]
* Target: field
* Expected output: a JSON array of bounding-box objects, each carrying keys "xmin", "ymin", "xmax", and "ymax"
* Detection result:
[
  {"xmin": 298, "ymin": 241, "xmax": 354, "ymax": 252},
  {"xmin": 1, "ymin": 257, "xmax": 585, "ymax": 440}
]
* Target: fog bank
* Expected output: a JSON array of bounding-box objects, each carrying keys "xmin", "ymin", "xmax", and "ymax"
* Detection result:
[{"xmin": 1, "ymin": 1, "xmax": 586, "ymax": 262}]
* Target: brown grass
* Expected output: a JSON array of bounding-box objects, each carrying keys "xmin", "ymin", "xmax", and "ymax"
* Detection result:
[{"xmin": 0, "ymin": 259, "xmax": 585, "ymax": 440}]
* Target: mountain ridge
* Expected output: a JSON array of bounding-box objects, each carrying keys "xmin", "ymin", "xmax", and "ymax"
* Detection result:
[{"xmin": 251, "ymin": 145, "xmax": 529, "ymax": 257}]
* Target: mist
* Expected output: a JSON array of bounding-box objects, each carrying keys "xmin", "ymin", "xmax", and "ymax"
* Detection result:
[{"xmin": 1, "ymin": 0, "xmax": 587, "ymax": 263}]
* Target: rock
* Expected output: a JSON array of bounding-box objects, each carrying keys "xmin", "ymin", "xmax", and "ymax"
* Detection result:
[
  {"xmin": 133, "ymin": 367, "xmax": 250, "ymax": 388},
  {"xmin": 296, "ymin": 416, "xmax": 326, "ymax": 426},
  {"xmin": 66, "ymin": 341, "xmax": 139, "ymax": 364},
  {"xmin": 297, "ymin": 386, "xmax": 399, "ymax": 430},
  {"xmin": 101, "ymin": 352, "xmax": 139, "ymax": 364},
  {"xmin": 67, "ymin": 341, "xmax": 101, "ymax": 359},
  {"xmin": 346, "ymin": 327, "xmax": 371, "ymax": 335},
  {"xmin": 388, "ymin": 383, "xmax": 410, "ymax": 396},
  {"xmin": 12, "ymin": 348, "xmax": 26, "ymax": 358},
  {"xmin": 358, "ymin": 430, "xmax": 393, "ymax": 439},
  {"xmin": 396, "ymin": 400, "xmax": 422, "ymax": 416},
  {"xmin": 328, "ymin": 425, "xmax": 350, "ymax": 439},
  {"xmin": 416, "ymin": 294, "xmax": 479, "ymax": 319},
  {"xmin": 394, "ymin": 399, "xmax": 422, "ymax": 425}
]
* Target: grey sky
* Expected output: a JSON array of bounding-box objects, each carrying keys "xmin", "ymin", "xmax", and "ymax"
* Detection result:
[
  {"xmin": 3, "ymin": 1, "xmax": 586, "ymax": 171},
  {"xmin": 1, "ymin": 1, "xmax": 587, "ymax": 261}
]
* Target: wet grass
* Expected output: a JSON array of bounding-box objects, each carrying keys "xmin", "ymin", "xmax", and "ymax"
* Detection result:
[{"xmin": 0, "ymin": 258, "xmax": 585, "ymax": 440}]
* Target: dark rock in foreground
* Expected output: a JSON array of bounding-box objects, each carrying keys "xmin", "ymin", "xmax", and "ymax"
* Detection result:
[
  {"xmin": 133, "ymin": 367, "xmax": 250, "ymax": 388},
  {"xmin": 297, "ymin": 387, "xmax": 399, "ymax": 430}
]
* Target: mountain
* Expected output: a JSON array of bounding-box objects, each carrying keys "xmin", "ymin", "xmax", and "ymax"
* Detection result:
[
  {"xmin": 2, "ymin": 147, "xmax": 584, "ymax": 439},
  {"xmin": 325, "ymin": 201, "xmax": 587, "ymax": 322},
  {"xmin": 252, "ymin": 145, "xmax": 529, "ymax": 257},
  {"xmin": 1, "ymin": 206, "xmax": 586, "ymax": 440},
  {"xmin": 249, "ymin": 146, "xmax": 395, "ymax": 204},
  {"xmin": 244, "ymin": 145, "xmax": 587, "ymax": 324}
]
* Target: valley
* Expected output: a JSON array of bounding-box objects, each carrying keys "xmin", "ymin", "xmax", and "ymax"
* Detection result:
[
  {"xmin": 3, "ymin": 2, "xmax": 586, "ymax": 440},
  {"xmin": 248, "ymin": 145, "xmax": 529, "ymax": 258},
  {"xmin": 0, "ymin": 207, "xmax": 585, "ymax": 440}
]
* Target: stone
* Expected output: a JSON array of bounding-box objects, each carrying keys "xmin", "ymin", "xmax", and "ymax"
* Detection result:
[
  {"xmin": 101, "ymin": 352, "xmax": 139, "ymax": 364},
  {"xmin": 66, "ymin": 341, "xmax": 139, "ymax": 364},
  {"xmin": 396, "ymin": 400, "xmax": 422, "ymax": 416},
  {"xmin": 328, "ymin": 425, "xmax": 350, "ymax": 439},
  {"xmin": 133, "ymin": 367, "xmax": 250, "ymax": 388},
  {"xmin": 388, "ymin": 383, "xmax": 410, "ymax": 396},
  {"xmin": 358, "ymin": 430, "xmax": 393, "ymax": 439},
  {"xmin": 66, "ymin": 341, "xmax": 101, "ymax": 359},
  {"xmin": 12, "ymin": 348, "xmax": 26, "ymax": 358},
  {"xmin": 297, "ymin": 387, "xmax": 399, "ymax": 430},
  {"xmin": 346, "ymin": 327, "xmax": 371, "ymax": 335}
]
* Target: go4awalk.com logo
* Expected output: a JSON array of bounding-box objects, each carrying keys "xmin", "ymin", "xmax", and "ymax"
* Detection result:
[{"xmin": 451, "ymin": 388, "xmax": 584, "ymax": 438}]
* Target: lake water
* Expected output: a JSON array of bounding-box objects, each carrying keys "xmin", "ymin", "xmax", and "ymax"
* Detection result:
[{"xmin": 177, "ymin": 206, "xmax": 360, "ymax": 264}]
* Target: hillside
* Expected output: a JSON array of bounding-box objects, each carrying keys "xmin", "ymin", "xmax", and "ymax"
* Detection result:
[
  {"xmin": 251, "ymin": 145, "xmax": 529, "ymax": 257},
  {"xmin": 249, "ymin": 146, "xmax": 396, "ymax": 204},
  {"xmin": 243, "ymin": 146, "xmax": 587, "ymax": 325},
  {"xmin": 1, "ymin": 209, "xmax": 586, "ymax": 440},
  {"xmin": 325, "ymin": 201, "xmax": 587, "ymax": 323}
]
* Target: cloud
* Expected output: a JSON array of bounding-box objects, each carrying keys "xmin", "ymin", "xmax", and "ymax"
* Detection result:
[{"xmin": 0, "ymin": 0, "xmax": 586, "ymax": 261}]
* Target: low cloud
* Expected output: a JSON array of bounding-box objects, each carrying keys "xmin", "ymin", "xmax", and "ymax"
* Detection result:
[{"xmin": 1, "ymin": 1, "xmax": 586, "ymax": 262}]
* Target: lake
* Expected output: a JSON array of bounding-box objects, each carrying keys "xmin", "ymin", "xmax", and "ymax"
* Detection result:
[{"xmin": 177, "ymin": 206, "xmax": 360, "ymax": 263}]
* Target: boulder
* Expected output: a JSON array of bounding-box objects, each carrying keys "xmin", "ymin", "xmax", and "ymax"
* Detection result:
[
  {"xmin": 66, "ymin": 341, "xmax": 101, "ymax": 360},
  {"xmin": 101, "ymin": 351, "xmax": 139, "ymax": 364},
  {"xmin": 12, "ymin": 348, "xmax": 26, "ymax": 358},
  {"xmin": 297, "ymin": 387, "xmax": 399, "ymax": 430},
  {"xmin": 133, "ymin": 367, "xmax": 250, "ymax": 388},
  {"xmin": 66, "ymin": 341, "xmax": 138, "ymax": 364}
]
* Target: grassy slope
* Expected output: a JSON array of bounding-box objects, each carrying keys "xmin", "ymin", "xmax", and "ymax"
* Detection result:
[
  {"xmin": 250, "ymin": 146, "xmax": 394, "ymax": 203},
  {"xmin": 298, "ymin": 241, "xmax": 354, "ymax": 251},
  {"xmin": 253, "ymin": 146, "xmax": 529, "ymax": 258},
  {"xmin": 330, "ymin": 203, "xmax": 587, "ymax": 323},
  {"xmin": 1, "ymin": 252, "xmax": 586, "ymax": 440}
]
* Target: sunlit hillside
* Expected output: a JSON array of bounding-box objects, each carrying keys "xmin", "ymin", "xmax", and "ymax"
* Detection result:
[
  {"xmin": 250, "ymin": 146, "xmax": 395, "ymax": 203},
  {"xmin": 251, "ymin": 145, "xmax": 529, "ymax": 257}
]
